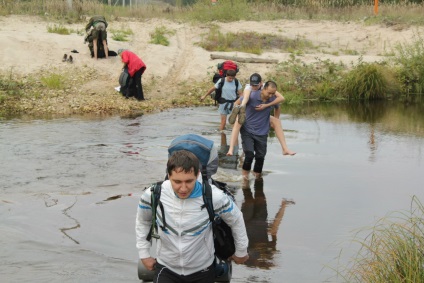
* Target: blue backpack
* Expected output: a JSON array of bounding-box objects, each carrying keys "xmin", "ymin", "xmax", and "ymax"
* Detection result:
[{"xmin": 147, "ymin": 134, "xmax": 236, "ymax": 260}]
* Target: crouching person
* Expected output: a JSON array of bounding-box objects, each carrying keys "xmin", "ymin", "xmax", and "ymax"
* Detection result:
[
  {"xmin": 118, "ymin": 49, "xmax": 146, "ymax": 101},
  {"xmin": 135, "ymin": 150, "xmax": 249, "ymax": 282},
  {"xmin": 85, "ymin": 15, "xmax": 109, "ymax": 59}
]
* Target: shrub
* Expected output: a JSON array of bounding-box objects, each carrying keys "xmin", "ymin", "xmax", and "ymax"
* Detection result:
[
  {"xmin": 41, "ymin": 74, "xmax": 64, "ymax": 89},
  {"xmin": 110, "ymin": 27, "xmax": 133, "ymax": 42},
  {"xmin": 340, "ymin": 196, "xmax": 424, "ymax": 283},
  {"xmin": 47, "ymin": 24, "xmax": 71, "ymax": 35},
  {"xmin": 150, "ymin": 26, "xmax": 175, "ymax": 46},
  {"xmin": 393, "ymin": 33, "xmax": 424, "ymax": 96},
  {"xmin": 337, "ymin": 61, "xmax": 399, "ymax": 100},
  {"xmin": 269, "ymin": 55, "xmax": 344, "ymax": 103}
]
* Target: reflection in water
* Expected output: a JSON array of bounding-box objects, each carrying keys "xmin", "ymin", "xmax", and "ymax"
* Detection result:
[
  {"xmin": 286, "ymin": 101, "xmax": 424, "ymax": 163},
  {"xmin": 217, "ymin": 132, "xmax": 240, "ymax": 170},
  {"xmin": 241, "ymin": 178, "xmax": 295, "ymax": 269},
  {"xmin": 60, "ymin": 198, "xmax": 81, "ymax": 245},
  {"xmin": 368, "ymin": 126, "xmax": 378, "ymax": 162},
  {"xmin": 286, "ymin": 101, "xmax": 424, "ymax": 137}
]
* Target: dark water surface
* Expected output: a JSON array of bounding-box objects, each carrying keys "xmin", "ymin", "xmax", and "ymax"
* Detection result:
[{"xmin": 1, "ymin": 103, "xmax": 423, "ymax": 283}]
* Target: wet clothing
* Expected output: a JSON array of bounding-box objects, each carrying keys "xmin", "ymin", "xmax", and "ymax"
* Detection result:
[
  {"xmin": 154, "ymin": 262, "xmax": 215, "ymax": 283},
  {"xmin": 240, "ymin": 128, "xmax": 267, "ymax": 173},
  {"xmin": 120, "ymin": 50, "xmax": 146, "ymax": 100},
  {"xmin": 136, "ymin": 179, "xmax": 248, "ymax": 277}
]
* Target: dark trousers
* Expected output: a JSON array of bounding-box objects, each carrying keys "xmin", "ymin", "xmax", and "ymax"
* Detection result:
[
  {"xmin": 127, "ymin": 68, "xmax": 145, "ymax": 100},
  {"xmin": 154, "ymin": 262, "xmax": 215, "ymax": 283},
  {"xmin": 240, "ymin": 127, "xmax": 268, "ymax": 174}
]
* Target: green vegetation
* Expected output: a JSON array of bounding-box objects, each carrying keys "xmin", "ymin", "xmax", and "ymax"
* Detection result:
[
  {"xmin": 337, "ymin": 61, "xmax": 400, "ymax": 100},
  {"xmin": 110, "ymin": 26, "xmax": 134, "ymax": 42},
  {"xmin": 393, "ymin": 33, "xmax": 424, "ymax": 97},
  {"xmin": 268, "ymin": 55, "xmax": 347, "ymax": 103},
  {"xmin": 0, "ymin": 71, "xmax": 25, "ymax": 104},
  {"xmin": 41, "ymin": 74, "xmax": 64, "ymax": 89},
  {"xmin": 150, "ymin": 26, "xmax": 175, "ymax": 46},
  {"xmin": 199, "ymin": 26, "xmax": 314, "ymax": 55},
  {"xmin": 2, "ymin": 0, "xmax": 424, "ymax": 26},
  {"xmin": 338, "ymin": 196, "xmax": 424, "ymax": 283},
  {"xmin": 47, "ymin": 24, "xmax": 71, "ymax": 35}
]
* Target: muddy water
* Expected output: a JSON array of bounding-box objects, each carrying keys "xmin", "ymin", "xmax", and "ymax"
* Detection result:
[{"xmin": 1, "ymin": 103, "xmax": 423, "ymax": 283}]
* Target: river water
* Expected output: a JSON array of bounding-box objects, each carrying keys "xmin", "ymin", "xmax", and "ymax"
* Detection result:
[{"xmin": 0, "ymin": 102, "xmax": 423, "ymax": 283}]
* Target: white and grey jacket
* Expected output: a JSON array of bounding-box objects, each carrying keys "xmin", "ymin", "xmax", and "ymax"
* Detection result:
[{"xmin": 135, "ymin": 179, "xmax": 248, "ymax": 276}]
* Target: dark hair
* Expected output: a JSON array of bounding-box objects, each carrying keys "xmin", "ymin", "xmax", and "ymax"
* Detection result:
[
  {"xmin": 226, "ymin": 69, "xmax": 237, "ymax": 77},
  {"xmin": 167, "ymin": 150, "xmax": 200, "ymax": 176},
  {"xmin": 264, "ymin": 80, "xmax": 277, "ymax": 89}
]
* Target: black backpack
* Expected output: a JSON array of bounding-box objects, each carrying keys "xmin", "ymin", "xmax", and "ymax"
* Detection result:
[
  {"xmin": 147, "ymin": 179, "xmax": 235, "ymax": 260},
  {"xmin": 146, "ymin": 134, "xmax": 236, "ymax": 260},
  {"xmin": 212, "ymin": 77, "xmax": 240, "ymax": 107}
]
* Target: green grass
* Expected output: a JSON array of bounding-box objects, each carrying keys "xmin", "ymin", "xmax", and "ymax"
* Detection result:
[
  {"xmin": 2, "ymin": 0, "xmax": 424, "ymax": 26},
  {"xmin": 392, "ymin": 32, "xmax": 424, "ymax": 96},
  {"xmin": 337, "ymin": 61, "xmax": 398, "ymax": 100},
  {"xmin": 47, "ymin": 24, "xmax": 71, "ymax": 35},
  {"xmin": 338, "ymin": 196, "xmax": 424, "ymax": 283},
  {"xmin": 199, "ymin": 26, "xmax": 314, "ymax": 55},
  {"xmin": 150, "ymin": 26, "xmax": 175, "ymax": 46},
  {"xmin": 0, "ymin": 71, "xmax": 25, "ymax": 99},
  {"xmin": 110, "ymin": 26, "xmax": 134, "ymax": 42},
  {"xmin": 41, "ymin": 74, "xmax": 64, "ymax": 89}
]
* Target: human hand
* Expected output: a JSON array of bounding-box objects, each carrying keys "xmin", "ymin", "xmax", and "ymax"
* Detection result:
[
  {"xmin": 141, "ymin": 257, "xmax": 157, "ymax": 271},
  {"xmin": 255, "ymin": 104, "xmax": 266, "ymax": 111},
  {"xmin": 231, "ymin": 254, "xmax": 249, "ymax": 264}
]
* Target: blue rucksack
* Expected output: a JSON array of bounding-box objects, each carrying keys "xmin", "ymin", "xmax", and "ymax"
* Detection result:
[{"xmin": 147, "ymin": 134, "xmax": 236, "ymax": 260}]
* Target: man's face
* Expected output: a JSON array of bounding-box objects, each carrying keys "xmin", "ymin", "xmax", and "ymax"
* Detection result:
[
  {"xmin": 226, "ymin": 75, "xmax": 235, "ymax": 82},
  {"xmin": 169, "ymin": 168, "xmax": 197, "ymax": 199},
  {"xmin": 262, "ymin": 86, "xmax": 276, "ymax": 100}
]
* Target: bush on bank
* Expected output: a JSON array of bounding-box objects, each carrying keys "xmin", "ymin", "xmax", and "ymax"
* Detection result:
[{"xmin": 337, "ymin": 196, "xmax": 424, "ymax": 283}]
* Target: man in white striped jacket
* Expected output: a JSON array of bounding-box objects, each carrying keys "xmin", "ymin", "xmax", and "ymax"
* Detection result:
[{"xmin": 136, "ymin": 150, "xmax": 249, "ymax": 283}]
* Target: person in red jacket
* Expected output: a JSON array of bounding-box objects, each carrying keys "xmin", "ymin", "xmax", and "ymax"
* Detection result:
[{"xmin": 118, "ymin": 49, "xmax": 147, "ymax": 101}]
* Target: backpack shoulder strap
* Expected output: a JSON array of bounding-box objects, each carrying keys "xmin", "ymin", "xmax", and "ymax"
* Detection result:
[
  {"xmin": 235, "ymin": 79, "xmax": 239, "ymax": 96},
  {"xmin": 146, "ymin": 181, "xmax": 164, "ymax": 241},
  {"xmin": 217, "ymin": 77, "xmax": 225, "ymax": 90},
  {"xmin": 202, "ymin": 179, "xmax": 215, "ymax": 223}
]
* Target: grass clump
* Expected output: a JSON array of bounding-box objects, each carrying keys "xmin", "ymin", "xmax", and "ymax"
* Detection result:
[
  {"xmin": 110, "ymin": 26, "xmax": 134, "ymax": 42},
  {"xmin": 47, "ymin": 24, "xmax": 71, "ymax": 35},
  {"xmin": 199, "ymin": 26, "xmax": 314, "ymax": 55},
  {"xmin": 392, "ymin": 33, "xmax": 424, "ymax": 97},
  {"xmin": 0, "ymin": 72, "xmax": 25, "ymax": 104},
  {"xmin": 339, "ymin": 196, "xmax": 424, "ymax": 283},
  {"xmin": 337, "ymin": 60, "xmax": 399, "ymax": 100},
  {"xmin": 150, "ymin": 26, "xmax": 175, "ymax": 46},
  {"xmin": 41, "ymin": 74, "xmax": 64, "ymax": 89}
]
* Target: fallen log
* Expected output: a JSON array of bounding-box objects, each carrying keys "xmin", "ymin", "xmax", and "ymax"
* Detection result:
[{"xmin": 210, "ymin": 54, "xmax": 278, "ymax": 64}]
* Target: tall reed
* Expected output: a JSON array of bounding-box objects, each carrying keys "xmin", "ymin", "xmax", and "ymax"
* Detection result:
[{"xmin": 340, "ymin": 196, "xmax": 424, "ymax": 283}]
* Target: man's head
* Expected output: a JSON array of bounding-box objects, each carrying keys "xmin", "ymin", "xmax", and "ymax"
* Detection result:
[
  {"xmin": 167, "ymin": 150, "xmax": 200, "ymax": 199},
  {"xmin": 117, "ymin": 48, "xmax": 127, "ymax": 57},
  {"xmin": 249, "ymin": 73, "xmax": 262, "ymax": 91},
  {"xmin": 225, "ymin": 69, "xmax": 237, "ymax": 82},
  {"xmin": 261, "ymin": 81, "xmax": 277, "ymax": 100}
]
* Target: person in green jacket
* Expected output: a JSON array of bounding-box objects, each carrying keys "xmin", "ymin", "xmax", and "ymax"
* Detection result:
[{"xmin": 85, "ymin": 15, "xmax": 109, "ymax": 59}]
